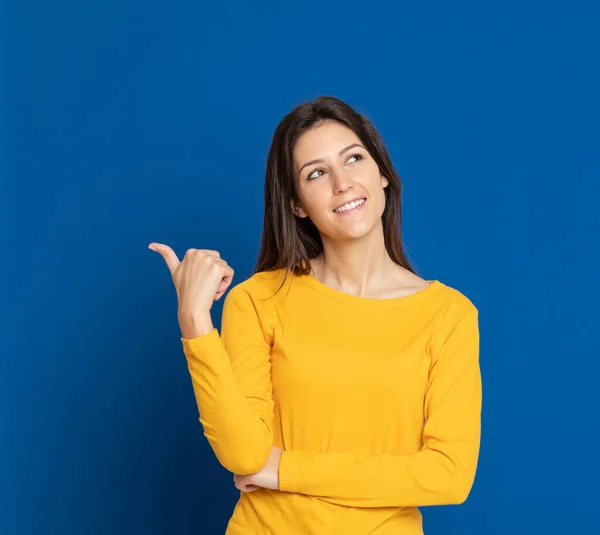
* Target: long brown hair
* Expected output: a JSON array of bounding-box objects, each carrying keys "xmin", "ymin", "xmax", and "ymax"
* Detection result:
[{"xmin": 253, "ymin": 95, "xmax": 417, "ymax": 290}]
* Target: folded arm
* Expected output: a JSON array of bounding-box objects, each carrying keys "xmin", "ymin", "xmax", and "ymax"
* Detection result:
[{"xmin": 278, "ymin": 310, "xmax": 482, "ymax": 508}]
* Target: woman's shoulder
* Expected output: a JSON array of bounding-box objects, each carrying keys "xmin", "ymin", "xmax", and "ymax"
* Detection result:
[
  {"xmin": 227, "ymin": 267, "xmax": 292, "ymax": 301},
  {"xmin": 436, "ymin": 281, "xmax": 477, "ymax": 311},
  {"xmin": 431, "ymin": 280, "xmax": 479, "ymax": 335},
  {"xmin": 390, "ymin": 265, "xmax": 477, "ymax": 314}
]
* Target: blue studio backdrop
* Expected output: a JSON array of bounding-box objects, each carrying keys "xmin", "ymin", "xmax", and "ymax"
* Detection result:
[{"xmin": 3, "ymin": 1, "xmax": 599, "ymax": 534}]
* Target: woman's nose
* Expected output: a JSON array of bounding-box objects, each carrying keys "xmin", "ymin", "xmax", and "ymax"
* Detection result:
[{"xmin": 331, "ymin": 167, "xmax": 354, "ymax": 193}]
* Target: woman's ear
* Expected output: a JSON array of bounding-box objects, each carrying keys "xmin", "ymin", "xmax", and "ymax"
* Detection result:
[
  {"xmin": 291, "ymin": 199, "xmax": 308, "ymax": 218},
  {"xmin": 381, "ymin": 176, "xmax": 389, "ymax": 188}
]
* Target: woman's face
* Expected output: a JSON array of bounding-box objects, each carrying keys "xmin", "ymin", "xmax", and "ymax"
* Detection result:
[{"xmin": 292, "ymin": 120, "xmax": 389, "ymax": 240}]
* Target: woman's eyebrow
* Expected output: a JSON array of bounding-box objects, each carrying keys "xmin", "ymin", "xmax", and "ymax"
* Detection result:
[{"xmin": 298, "ymin": 143, "xmax": 365, "ymax": 175}]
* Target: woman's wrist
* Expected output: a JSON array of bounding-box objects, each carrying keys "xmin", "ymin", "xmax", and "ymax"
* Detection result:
[{"xmin": 179, "ymin": 311, "xmax": 214, "ymax": 339}]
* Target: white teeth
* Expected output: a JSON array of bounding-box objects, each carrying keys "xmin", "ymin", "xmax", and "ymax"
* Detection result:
[{"xmin": 334, "ymin": 198, "xmax": 365, "ymax": 213}]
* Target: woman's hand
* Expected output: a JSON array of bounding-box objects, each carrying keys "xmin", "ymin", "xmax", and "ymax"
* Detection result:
[
  {"xmin": 234, "ymin": 446, "xmax": 283, "ymax": 493},
  {"xmin": 148, "ymin": 243, "xmax": 234, "ymax": 337}
]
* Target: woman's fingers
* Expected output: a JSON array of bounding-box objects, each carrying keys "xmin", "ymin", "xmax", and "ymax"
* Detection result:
[
  {"xmin": 148, "ymin": 244, "xmax": 222, "ymax": 278},
  {"xmin": 148, "ymin": 243, "xmax": 180, "ymax": 276},
  {"xmin": 234, "ymin": 475, "xmax": 259, "ymax": 492}
]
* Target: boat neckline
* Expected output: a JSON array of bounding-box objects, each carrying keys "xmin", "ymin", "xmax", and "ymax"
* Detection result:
[{"xmin": 298, "ymin": 273, "xmax": 444, "ymax": 307}]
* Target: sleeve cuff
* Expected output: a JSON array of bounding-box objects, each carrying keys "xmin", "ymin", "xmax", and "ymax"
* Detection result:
[
  {"xmin": 278, "ymin": 450, "xmax": 300, "ymax": 493},
  {"xmin": 181, "ymin": 327, "xmax": 221, "ymax": 361}
]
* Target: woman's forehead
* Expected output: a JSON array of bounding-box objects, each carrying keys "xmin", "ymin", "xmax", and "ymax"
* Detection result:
[{"xmin": 294, "ymin": 122, "xmax": 361, "ymax": 160}]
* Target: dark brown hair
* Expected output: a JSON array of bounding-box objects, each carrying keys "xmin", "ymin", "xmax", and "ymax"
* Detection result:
[{"xmin": 253, "ymin": 95, "xmax": 417, "ymax": 289}]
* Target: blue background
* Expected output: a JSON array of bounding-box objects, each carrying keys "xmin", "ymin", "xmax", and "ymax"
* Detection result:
[{"xmin": 3, "ymin": 1, "xmax": 599, "ymax": 533}]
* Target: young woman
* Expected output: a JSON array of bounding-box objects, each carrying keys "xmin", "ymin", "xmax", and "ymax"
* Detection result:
[{"xmin": 149, "ymin": 96, "xmax": 482, "ymax": 534}]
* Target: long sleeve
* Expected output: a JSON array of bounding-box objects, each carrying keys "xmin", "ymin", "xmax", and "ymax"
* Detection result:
[
  {"xmin": 278, "ymin": 309, "xmax": 482, "ymax": 508},
  {"xmin": 181, "ymin": 278, "xmax": 275, "ymax": 475}
]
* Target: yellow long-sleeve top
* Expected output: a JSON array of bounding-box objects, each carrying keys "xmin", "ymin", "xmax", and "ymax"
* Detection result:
[{"xmin": 181, "ymin": 267, "xmax": 482, "ymax": 534}]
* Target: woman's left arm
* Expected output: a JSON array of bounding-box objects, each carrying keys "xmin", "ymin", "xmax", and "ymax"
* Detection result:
[{"xmin": 276, "ymin": 310, "xmax": 482, "ymax": 508}]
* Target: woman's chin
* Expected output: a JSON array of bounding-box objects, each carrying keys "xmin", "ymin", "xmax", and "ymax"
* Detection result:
[{"xmin": 334, "ymin": 222, "xmax": 376, "ymax": 240}]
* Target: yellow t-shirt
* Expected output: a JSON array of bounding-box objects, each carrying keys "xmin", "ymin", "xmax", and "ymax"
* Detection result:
[{"xmin": 181, "ymin": 267, "xmax": 482, "ymax": 534}]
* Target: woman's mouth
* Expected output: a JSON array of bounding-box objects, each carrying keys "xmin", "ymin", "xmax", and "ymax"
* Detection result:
[{"xmin": 333, "ymin": 198, "xmax": 367, "ymax": 215}]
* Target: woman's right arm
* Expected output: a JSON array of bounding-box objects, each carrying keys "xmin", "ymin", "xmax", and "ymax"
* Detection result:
[
  {"xmin": 181, "ymin": 281, "xmax": 275, "ymax": 476},
  {"xmin": 149, "ymin": 243, "xmax": 275, "ymax": 476}
]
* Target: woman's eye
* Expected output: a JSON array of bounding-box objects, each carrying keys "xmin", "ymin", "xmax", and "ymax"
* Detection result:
[{"xmin": 307, "ymin": 154, "xmax": 363, "ymax": 180}]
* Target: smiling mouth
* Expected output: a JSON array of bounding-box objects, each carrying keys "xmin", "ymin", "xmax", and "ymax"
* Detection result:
[{"xmin": 333, "ymin": 198, "xmax": 367, "ymax": 214}]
